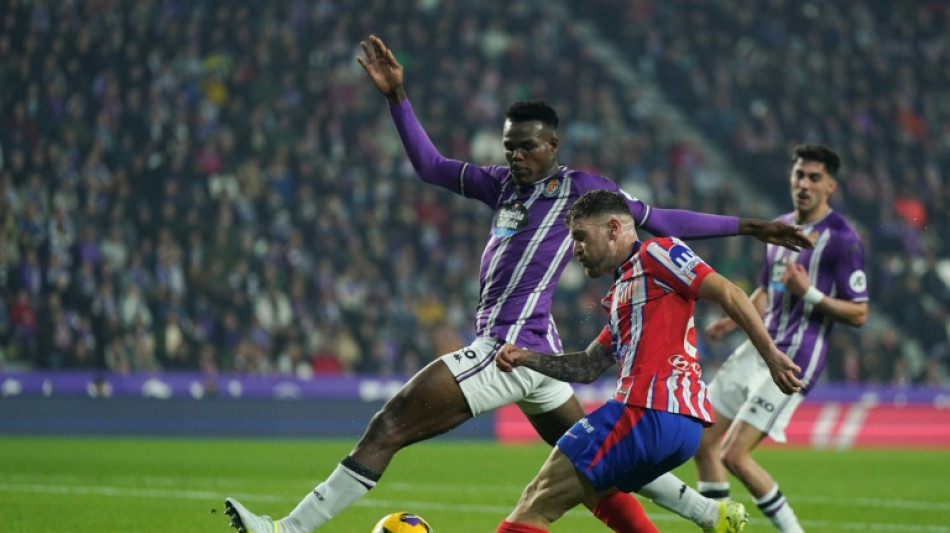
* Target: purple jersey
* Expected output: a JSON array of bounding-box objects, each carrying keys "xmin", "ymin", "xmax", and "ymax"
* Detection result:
[
  {"xmin": 390, "ymin": 99, "xmax": 741, "ymax": 353},
  {"xmin": 760, "ymin": 210, "xmax": 868, "ymax": 391}
]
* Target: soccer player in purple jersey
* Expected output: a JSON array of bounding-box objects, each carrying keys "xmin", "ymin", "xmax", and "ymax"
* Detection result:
[
  {"xmin": 224, "ymin": 35, "xmax": 811, "ymax": 533},
  {"xmin": 693, "ymin": 144, "xmax": 869, "ymax": 533}
]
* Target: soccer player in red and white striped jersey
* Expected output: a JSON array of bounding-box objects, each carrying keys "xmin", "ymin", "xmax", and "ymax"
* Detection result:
[{"xmin": 494, "ymin": 190, "xmax": 802, "ymax": 533}]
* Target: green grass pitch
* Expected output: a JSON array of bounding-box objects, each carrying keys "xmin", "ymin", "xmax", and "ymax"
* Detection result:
[{"xmin": 1, "ymin": 437, "xmax": 947, "ymax": 532}]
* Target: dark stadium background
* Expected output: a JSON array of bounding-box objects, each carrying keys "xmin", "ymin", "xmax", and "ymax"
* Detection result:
[{"xmin": 0, "ymin": 1, "xmax": 947, "ymax": 396}]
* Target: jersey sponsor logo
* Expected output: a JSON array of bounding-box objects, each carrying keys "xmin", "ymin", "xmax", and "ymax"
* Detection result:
[
  {"xmin": 668, "ymin": 354, "xmax": 701, "ymax": 376},
  {"xmin": 770, "ymin": 257, "xmax": 789, "ymax": 292},
  {"xmin": 849, "ymin": 270, "xmax": 867, "ymax": 292},
  {"xmin": 492, "ymin": 202, "xmax": 529, "ymax": 237},
  {"xmin": 669, "ymin": 243, "xmax": 702, "ymax": 273},
  {"xmin": 542, "ymin": 178, "xmax": 560, "ymax": 197}
]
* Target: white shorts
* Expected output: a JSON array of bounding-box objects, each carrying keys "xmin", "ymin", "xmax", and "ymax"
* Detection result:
[
  {"xmin": 708, "ymin": 340, "xmax": 804, "ymax": 443},
  {"xmin": 440, "ymin": 337, "xmax": 575, "ymax": 416}
]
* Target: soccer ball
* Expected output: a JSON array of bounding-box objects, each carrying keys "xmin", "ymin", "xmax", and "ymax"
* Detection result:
[{"xmin": 371, "ymin": 512, "xmax": 433, "ymax": 533}]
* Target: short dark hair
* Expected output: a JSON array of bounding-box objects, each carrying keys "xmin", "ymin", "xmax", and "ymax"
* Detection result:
[
  {"xmin": 565, "ymin": 189, "xmax": 632, "ymax": 226},
  {"xmin": 792, "ymin": 143, "xmax": 841, "ymax": 177},
  {"xmin": 505, "ymin": 100, "xmax": 559, "ymax": 129}
]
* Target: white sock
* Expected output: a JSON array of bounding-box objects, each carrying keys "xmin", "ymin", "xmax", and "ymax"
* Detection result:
[
  {"xmin": 281, "ymin": 457, "xmax": 380, "ymax": 533},
  {"xmin": 638, "ymin": 473, "xmax": 720, "ymax": 529},
  {"xmin": 697, "ymin": 480, "xmax": 731, "ymax": 501},
  {"xmin": 754, "ymin": 484, "xmax": 804, "ymax": 533}
]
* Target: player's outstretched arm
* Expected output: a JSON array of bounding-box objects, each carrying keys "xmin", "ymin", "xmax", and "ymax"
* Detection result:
[
  {"xmin": 357, "ymin": 34, "xmax": 406, "ymax": 105},
  {"xmin": 643, "ymin": 207, "xmax": 813, "ymax": 252},
  {"xmin": 496, "ymin": 341, "xmax": 615, "ymax": 384},
  {"xmin": 698, "ymin": 273, "xmax": 803, "ymax": 394},
  {"xmin": 358, "ymin": 34, "xmax": 475, "ymax": 193}
]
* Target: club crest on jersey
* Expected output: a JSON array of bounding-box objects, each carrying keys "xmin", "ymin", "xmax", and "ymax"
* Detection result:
[
  {"xmin": 669, "ymin": 243, "xmax": 702, "ymax": 273},
  {"xmin": 542, "ymin": 178, "xmax": 561, "ymax": 197},
  {"xmin": 493, "ymin": 202, "xmax": 529, "ymax": 238},
  {"xmin": 613, "ymin": 280, "xmax": 635, "ymax": 304}
]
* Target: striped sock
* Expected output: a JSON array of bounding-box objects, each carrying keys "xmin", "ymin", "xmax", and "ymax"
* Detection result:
[
  {"xmin": 697, "ymin": 480, "xmax": 731, "ymax": 502},
  {"xmin": 754, "ymin": 484, "xmax": 804, "ymax": 533}
]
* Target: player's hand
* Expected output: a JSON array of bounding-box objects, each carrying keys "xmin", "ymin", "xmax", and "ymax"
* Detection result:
[
  {"xmin": 357, "ymin": 34, "xmax": 405, "ymax": 102},
  {"xmin": 495, "ymin": 344, "xmax": 530, "ymax": 372},
  {"xmin": 744, "ymin": 220, "xmax": 814, "ymax": 251},
  {"xmin": 781, "ymin": 262, "xmax": 811, "ymax": 297},
  {"xmin": 764, "ymin": 349, "xmax": 803, "ymax": 395},
  {"xmin": 704, "ymin": 317, "xmax": 737, "ymax": 341}
]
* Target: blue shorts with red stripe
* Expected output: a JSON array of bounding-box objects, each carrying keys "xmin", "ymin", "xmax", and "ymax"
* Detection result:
[{"xmin": 556, "ymin": 399, "xmax": 702, "ymax": 493}]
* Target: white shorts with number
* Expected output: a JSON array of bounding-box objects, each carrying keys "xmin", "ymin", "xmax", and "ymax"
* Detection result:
[
  {"xmin": 708, "ymin": 340, "xmax": 805, "ymax": 443},
  {"xmin": 440, "ymin": 337, "xmax": 575, "ymax": 416}
]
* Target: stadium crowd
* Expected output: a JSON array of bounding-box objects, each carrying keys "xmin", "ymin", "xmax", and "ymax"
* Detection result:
[
  {"xmin": 581, "ymin": 0, "xmax": 950, "ymax": 385},
  {"xmin": 0, "ymin": 0, "xmax": 946, "ymax": 386}
]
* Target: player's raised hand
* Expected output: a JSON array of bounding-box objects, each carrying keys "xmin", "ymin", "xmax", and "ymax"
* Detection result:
[
  {"xmin": 745, "ymin": 220, "xmax": 814, "ymax": 251},
  {"xmin": 704, "ymin": 317, "xmax": 737, "ymax": 341},
  {"xmin": 357, "ymin": 35, "xmax": 405, "ymax": 102},
  {"xmin": 495, "ymin": 344, "xmax": 530, "ymax": 372}
]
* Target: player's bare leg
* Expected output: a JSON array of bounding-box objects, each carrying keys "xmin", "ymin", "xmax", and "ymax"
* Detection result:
[
  {"xmin": 694, "ymin": 410, "xmax": 734, "ymax": 500},
  {"xmin": 226, "ymin": 359, "xmax": 473, "ymax": 533},
  {"xmin": 350, "ymin": 358, "xmax": 474, "ymax": 471},
  {"xmin": 719, "ymin": 421, "xmax": 803, "ymax": 533},
  {"xmin": 502, "ymin": 448, "xmax": 603, "ymax": 530},
  {"xmin": 524, "ymin": 394, "xmax": 587, "ymax": 446}
]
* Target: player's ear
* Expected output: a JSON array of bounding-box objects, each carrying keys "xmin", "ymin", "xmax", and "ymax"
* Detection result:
[{"xmin": 607, "ymin": 217, "xmax": 622, "ymax": 239}]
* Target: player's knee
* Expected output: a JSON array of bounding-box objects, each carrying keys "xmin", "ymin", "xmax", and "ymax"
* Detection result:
[
  {"xmin": 693, "ymin": 441, "xmax": 717, "ymax": 464},
  {"xmin": 718, "ymin": 446, "xmax": 747, "ymax": 475}
]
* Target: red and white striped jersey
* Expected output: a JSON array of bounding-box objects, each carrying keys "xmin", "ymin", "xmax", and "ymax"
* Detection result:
[{"xmin": 596, "ymin": 237, "xmax": 715, "ymax": 425}]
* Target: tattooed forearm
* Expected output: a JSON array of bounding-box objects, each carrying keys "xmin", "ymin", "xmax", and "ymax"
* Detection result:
[{"xmin": 520, "ymin": 348, "xmax": 613, "ymax": 384}]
